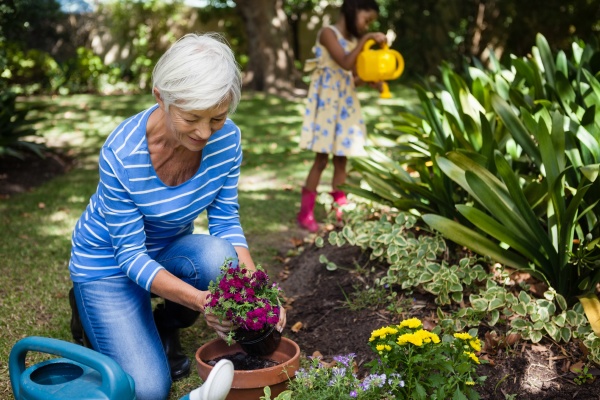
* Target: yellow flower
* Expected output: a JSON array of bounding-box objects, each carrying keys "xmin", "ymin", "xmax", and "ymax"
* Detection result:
[
  {"xmin": 464, "ymin": 351, "xmax": 480, "ymax": 364},
  {"xmin": 398, "ymin": 318, "xmax": 422, "ymax": 329},
  {"xmin": 466, "ymin": 381, "xmax": 475, "ymax": 386},
  {"xmin": 397, "ymin": 333, "xmax": 423, "ymax": 346},
  {"xmin": 469, "ymin": 338, "xmax": 482, "ymax": 352},
  {"xmin": 454, "ymin": 332, "xmax": 473, "ymax": 341},
  {"xmin": 413, "ymin": 329, "xmax": 440, "ymax": 344},
  {"xmin": 369, "ymin": 326, "xmax": 399, "ymax": 342},
  {"xmin": 376, "ymin": 344, "xmax": 392, "ymax": 353}
]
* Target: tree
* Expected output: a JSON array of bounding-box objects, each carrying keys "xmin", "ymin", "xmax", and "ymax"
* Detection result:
[{"xmin": 232, "ymin": 0, "xmax": 299, "ymax": 94}]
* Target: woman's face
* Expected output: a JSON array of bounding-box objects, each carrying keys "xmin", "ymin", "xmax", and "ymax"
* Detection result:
[
  {"xmin": 165, "ymin": 102, "xmax": 230, "ymax": 152},
  {"xmin": 356, "ymin": 9, "xmax": 378, "ymax": 35}
]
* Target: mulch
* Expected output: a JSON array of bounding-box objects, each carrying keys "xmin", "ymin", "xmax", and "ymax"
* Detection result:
[{"xmin": 0, "ymin": 150, "xmax": 74, "ymax": 198}]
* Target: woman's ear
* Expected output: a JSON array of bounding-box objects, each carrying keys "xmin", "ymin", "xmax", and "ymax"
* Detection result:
[{"xmin": 153, "ymin": 88, "xmax": 165, "ymax": 109}]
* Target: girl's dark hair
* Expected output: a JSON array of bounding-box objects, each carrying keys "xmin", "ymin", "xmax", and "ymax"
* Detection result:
[{"xmin": 341, "ymin": 0, "xmax": 379, "ymax": 38}]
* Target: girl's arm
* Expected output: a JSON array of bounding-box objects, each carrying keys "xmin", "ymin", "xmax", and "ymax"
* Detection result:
[{"xmin": 320, "ymin": 27, "xmax": 387, "ymax": 71}]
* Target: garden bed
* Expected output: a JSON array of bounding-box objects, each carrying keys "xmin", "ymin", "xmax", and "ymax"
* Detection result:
[{"xmin": 279, "ymin": 239, "xmax": 600, "ymax": 399}]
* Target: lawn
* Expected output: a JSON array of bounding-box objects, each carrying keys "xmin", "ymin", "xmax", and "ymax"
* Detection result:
[{"xmin": 0, "ymin": 85, "xmax": 413, "ymax": 399}]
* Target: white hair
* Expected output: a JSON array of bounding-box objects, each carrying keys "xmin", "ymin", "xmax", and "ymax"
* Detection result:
[{"xmin": 152, "ymin": 33, "xmax": 242, "ymax": 113}]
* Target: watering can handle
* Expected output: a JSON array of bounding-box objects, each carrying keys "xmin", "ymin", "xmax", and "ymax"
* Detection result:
[
  {"xmin": 390, "ymin": 49, "xmax": 405, "ymax": 80},
  {"xmin": 362, "ymin": 38, "xmax": 385, "ymax": 52},
  {"xmin": 9, "ymin": 336, "xmax": 133, "ymax": 399}
]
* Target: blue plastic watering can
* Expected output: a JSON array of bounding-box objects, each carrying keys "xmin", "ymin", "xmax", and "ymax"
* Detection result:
[
  {"xmin": 9, "ymin": 336, "xmax": 136, "ymax": 400},
  {"xmin": 10, "ymin": 336, "xmax": 235, "ymax": 400}
]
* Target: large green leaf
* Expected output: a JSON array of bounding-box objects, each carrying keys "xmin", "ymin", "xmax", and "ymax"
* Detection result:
[
  {"xmin": 492, "ymin": 94, "xmax": 542, "ymax": 166},
  {"xmin": 422, "ymin": 214, "xmax": 534, "ymax": 274},
  {"xmin": 456, "ymin": 204, "xmax": 548, "ymax": 267},
  {"xmin": 494, "ymin": 152, "xmax": 556, "ymax": 247},
  {"xmin": 465, "ymin": 171, "xmax": 537, "ymax": 243},
  {"xmin": 536, "ymin": 33, "xmax": 556, "ymax": 89}
]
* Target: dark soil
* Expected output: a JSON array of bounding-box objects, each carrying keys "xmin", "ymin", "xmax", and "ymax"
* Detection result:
[
  {"xmin": 0, "ymin": 149, "xmax": 74, "ymax": 198},
  {"xmin": 279, "ymin": 240, "xmax": 600, "ymax": 400},
  {"xmin": 3, "ymin": 151, "xmax": 600, "ymax": 399},
  {"xmin": 207, "ymin": 352, "xmax": 279, "ymax": 371}
]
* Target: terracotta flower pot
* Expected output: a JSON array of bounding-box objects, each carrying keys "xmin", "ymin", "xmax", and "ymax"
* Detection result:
[
  {"xmin": 234, "ymin": 326, "xmax": 282, "ymax": 356},
  {"xmin": 195, "ymin": 336, "xmax": 300, "ymax": 400}
]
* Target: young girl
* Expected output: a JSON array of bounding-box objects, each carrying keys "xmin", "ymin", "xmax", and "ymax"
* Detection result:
[{"xmin": 297, "ymin": 0, "xmax": 387, "ymax": 232}]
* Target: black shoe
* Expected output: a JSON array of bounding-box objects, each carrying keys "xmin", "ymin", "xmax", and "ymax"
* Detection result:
[
  {"xmin": 69, "ymin": 287, "xmax": 91, "ymax": 348},
  {"xmin": 154, "ymin": 303, "xmax": 194, "ymax": 381},
  {"xmin": 160, "ymin": 328, "xmax": 191, "ymax": 381}
]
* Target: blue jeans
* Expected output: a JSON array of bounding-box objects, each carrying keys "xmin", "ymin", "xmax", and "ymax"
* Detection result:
[{"xmin": 72, "ymin": 234, "xmax": 238, "ymax": 400}]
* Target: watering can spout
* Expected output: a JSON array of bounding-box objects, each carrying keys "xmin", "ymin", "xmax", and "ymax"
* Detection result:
[
  {"xmin": 356, "ymin": 39, "xmax": 404, "ymax": 98},
  {"xmin": 188, "ymin": 359, "xmax": 234, "ymax": 400}
]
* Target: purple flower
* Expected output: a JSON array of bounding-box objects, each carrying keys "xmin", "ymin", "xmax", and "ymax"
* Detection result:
[{"xmin": 349, "ymin": 391, "xmax": 357, "ymax": 398}]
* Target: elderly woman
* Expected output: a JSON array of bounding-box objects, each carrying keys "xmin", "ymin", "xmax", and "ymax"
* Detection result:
[{"xmin": 67, "ymin": 33, "xmax": 286, "ymax": 400}]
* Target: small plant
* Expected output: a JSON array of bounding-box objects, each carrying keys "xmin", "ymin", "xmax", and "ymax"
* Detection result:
[
  {"xmin": 573, "ymin": 364, "xmax": 594, "ymax": 385},
  {"xmin": 367, "ymin": 318, "xmax": 486, "ymax": 399},
  {"xmin": 205, "ymin": 259, "xmax": 283, "ymax": 345},
  {"xmin": 283, "ymin": 353, "xmax": 401, "ymax": 399}
]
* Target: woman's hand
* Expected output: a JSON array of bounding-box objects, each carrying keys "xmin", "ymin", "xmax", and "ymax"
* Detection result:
[
  {"xmin": 276, "ymin": 303, "xmax": 287, "ymax": 333},
  {"xmin": 197, "ymin": 289, "xmax": 234, "ymax": 340},
  {"xmin": 204, "ymin": 311, "xmax": 234, "ymax": 340}
]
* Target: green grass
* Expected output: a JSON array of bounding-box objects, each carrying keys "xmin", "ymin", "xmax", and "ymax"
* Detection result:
[{"xmin": 0, "ymin": 85, "xmax": 416, "ymax": 399}]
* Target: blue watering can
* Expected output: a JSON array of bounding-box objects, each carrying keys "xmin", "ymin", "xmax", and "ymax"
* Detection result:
[
  {"xmin": 9, "ymin": 336, "xmax": 136, "ymax": 400},
  {"xmin": 10, "ymin": 336, "xmax": 235, "ymax": 400}
]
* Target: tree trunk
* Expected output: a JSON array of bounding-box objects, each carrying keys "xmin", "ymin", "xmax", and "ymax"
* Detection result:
[{"xmin": 234, "ymin": 0, "xmax": 298, "ymax": 95}]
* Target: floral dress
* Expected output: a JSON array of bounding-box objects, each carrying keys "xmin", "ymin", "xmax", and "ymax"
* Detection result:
[{"xmin": 299, "ymin": 25, "xmax": 366, "ymax": 157}]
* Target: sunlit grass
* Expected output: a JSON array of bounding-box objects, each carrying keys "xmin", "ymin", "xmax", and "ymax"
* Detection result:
[{"xmin": 1, "ymin": 85, "xmax": 417, "ymax": 399}]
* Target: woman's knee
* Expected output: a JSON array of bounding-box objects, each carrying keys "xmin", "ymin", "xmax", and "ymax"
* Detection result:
[{"xmin": 160, "ymin": 235, "xmax": 237, "ymax": 288}]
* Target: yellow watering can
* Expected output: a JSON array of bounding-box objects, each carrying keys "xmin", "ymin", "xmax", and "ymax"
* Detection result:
[{"xmin": 356, "ymin": 39, "xmax": 404, "ymax": 99}]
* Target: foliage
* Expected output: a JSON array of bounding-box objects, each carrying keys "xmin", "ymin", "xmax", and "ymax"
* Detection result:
[
  {"xmin": 317, "ymin": 210, "xmax": 487, "ymax": 305},
  {"xmin": 0, "ymin": 91, "xmax": 45, "ymax": 159},
  {"xmin": 322, "ymin": 203, "xmax": 600, "ymax": 364},
  {"xmin": 205, "ymin": 259, "xmax": 283, "ymax": 345},
  {"xmin": 421, "ymin": 33, "xmax": 600, "ymax": 304},
  {"xmin": 347, "ymin": 33, "xmax": 600, "ymax": 306},
  {"xmin": 367, "ymin": 318, "xmax": 485, "ymax": 400},
  {"xmin": 1, "ymin": 42, "xmax": 65, "ymax": 94},
  {"xmin": 276, "ymin": 354, "xmax": 399, "ymax": 400},
  {"xmin": 0, "ymin": 0, "xmax": 64, "ymax": 48}
]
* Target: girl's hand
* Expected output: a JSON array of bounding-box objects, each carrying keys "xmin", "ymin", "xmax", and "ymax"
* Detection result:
[
  {"xmin": 367, "ymin": 32, "xmax": 388, "ymax": 45},
  {"xmin": 368, "ymin": 81, "xmax": 384, "ymax": 92}
]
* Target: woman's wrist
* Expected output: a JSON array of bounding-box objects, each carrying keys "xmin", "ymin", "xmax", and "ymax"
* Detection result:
[{"xmin": 195, "ymin": 290, "xmax": 208, "ymax": 313}]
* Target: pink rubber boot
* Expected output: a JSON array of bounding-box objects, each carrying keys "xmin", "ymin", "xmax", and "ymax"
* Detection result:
[
  {"xmin": 297, "ymin": 187, "xmax": 319, "ymax": 232},
  {"xmin": 330, "ymin": 190, "xmax": 348, "ymax": 221}
]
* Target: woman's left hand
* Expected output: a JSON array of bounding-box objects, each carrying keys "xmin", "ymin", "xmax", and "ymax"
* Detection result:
[{"xmin": 276, "ymin": 305, "xmax": 287, "ymax": 333}]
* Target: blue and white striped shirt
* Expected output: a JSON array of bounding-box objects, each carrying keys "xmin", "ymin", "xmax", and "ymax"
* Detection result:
[{"xmin": 69, "ymin": 104, "xmax": 248, "ymax": 291}]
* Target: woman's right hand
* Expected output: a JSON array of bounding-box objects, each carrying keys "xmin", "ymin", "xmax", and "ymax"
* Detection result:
[
  {"xmin": 204, "ymin": 311, "xmax": 234, "ymax": 340},
  {"xmin": 197, "ymin": 290, "xmax": 234, "ymax": 340}
]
